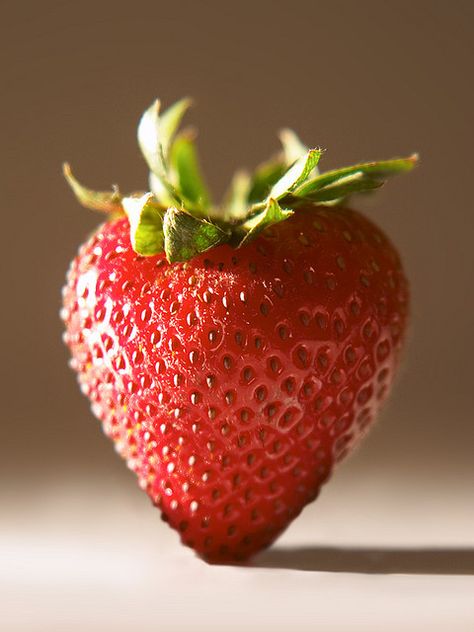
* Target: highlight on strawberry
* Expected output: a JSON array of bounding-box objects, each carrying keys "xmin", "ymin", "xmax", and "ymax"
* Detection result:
[{"xmin": 61, "ymin": 98, "xmax": 417, "ymax": 562}]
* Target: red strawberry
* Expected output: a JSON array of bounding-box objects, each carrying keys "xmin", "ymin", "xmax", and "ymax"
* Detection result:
[{"xmin": 61, "ymin": 98, "xmax": 417, "ymax": 562}]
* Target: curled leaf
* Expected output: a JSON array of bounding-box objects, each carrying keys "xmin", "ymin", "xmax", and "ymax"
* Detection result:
[
  {"xmin": 170, "ymin": 131, "xmax": 211, "ymax": 212},
  {"xmin": 245, "ymin": 131, "xmax": 310, "ymax": 206},
  {"xmin": 137, "ymin": 98, "xmax": 191, "ymax": 170},
  {"xmin": 239, "ymin": 198, "xmax": 293, "ymax": 247},
  {"xmin": 163, "ymin": 207, "xmax": 229, "ymax": 263},
  {"xmin": 278, "ymin": 128, "xmax": 309, "ymax": 166},
  {"xmin": 148, "ymin": 171, "xmax": 177, "ymax": 207},
  {"xmin": 63, "ymin": 163, "xmax": 123, "ymax": 213},
  {"xmin": 137, "ymin": 98, "xmax": 192, "ymax": 206},
  {"xmin": 223, "ymin": 170, "xmax": 252, "ymax": 220},
  {"xmin": 158, "ymin": 98, "xmax": 193, "ymax": 157},
  {"xmin": 295, "ymin": 154, "xmax": 418, "ymax": 199},
  {"xmin": 304, "ymin": 171, "xmax": 383, "ymax": 205},
  {"xmin": 137, "ymin": 99, "xmax": 161, "ymax": 174},
  {"xmin": 270, "ymin": 149, "xmax": 322, "ymax": 200},
  {"xmin": 248, "ymin": 157, "xmax": 287, "ymax": 204},
  {"xmin": 122, "ymin": 193, "xmax": 165, "ymax": 256},
  {"xmin": 64, "ymin": 96, "xmax": 419, "ymax": 262}
]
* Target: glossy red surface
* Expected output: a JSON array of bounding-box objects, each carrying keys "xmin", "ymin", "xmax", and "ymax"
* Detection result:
[{"xmin": 62, "ymin": 206, "xmax": 409, "ymax": 561}]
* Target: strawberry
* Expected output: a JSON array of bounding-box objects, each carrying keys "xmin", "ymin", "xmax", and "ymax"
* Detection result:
[{"xmin": 61, "ymin": 98, "xmax": 417, "ymax": 562}]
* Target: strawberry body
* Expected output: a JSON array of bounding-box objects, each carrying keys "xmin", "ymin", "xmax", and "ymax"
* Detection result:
[{"xmin": 62, "ymin": 205, "xmax": 409, "ymax": 562}]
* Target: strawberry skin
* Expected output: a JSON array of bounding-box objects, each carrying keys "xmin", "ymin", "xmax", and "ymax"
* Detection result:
[{"xmin": 62, "ymin": 205, "xmax": 409, "ymax": 562}]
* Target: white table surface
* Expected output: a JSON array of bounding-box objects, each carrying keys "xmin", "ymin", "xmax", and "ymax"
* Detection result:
[{"xmin": 3, "ymin": 458, "xmax": 473, "ymax": 632}]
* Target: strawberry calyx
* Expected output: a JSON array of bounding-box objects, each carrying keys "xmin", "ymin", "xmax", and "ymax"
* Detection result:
[{"xmin": 64, "ymin": 98, "xmax": 418, "ymax": 263}]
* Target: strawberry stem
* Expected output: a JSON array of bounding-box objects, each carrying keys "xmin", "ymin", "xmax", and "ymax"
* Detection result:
[{"xmin": 64, "ymin": 98, "xmax": 419, "ymax": 262}]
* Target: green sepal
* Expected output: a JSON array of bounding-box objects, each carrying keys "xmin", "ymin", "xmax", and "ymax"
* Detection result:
[
  {"xmin": 238, "ymin": 198, "xmax": 293, "ymax": 247},
  {"xmin": 302, "ymin": 171, "xmax": 384, "ymax": 205},
  {"xmin": 137, "ymin": 98, "xmax": 191, "ymax": 206},
  {"xmin": 279, "ymin": 128, "xmax": 309, "ymax": 166},
  {"xmin": 122, "ymin": 193, "xmax": 165, "ymax": 255},
  {"xmin": 64, "ymin": 96, "xmax": 419, "ymax": 264},
  {"xmin": 294, "ymin": 154, "xmax": 418, "ymax": 200},
  {"xmin": 223, "ymin": 170, "xmax": 252, "ymax": 219},
  {"xmin": 163, "ymin": 207, "xmax": 230, "ymax": 263},
  {"xmin": 63, "ymin": 163, "xmax": 124, "ymax": 214},
  {"xmin": 138, "ymin": 98, "xmax": 191, "ymax": 168},
  {"xmin": 270, "ymin": 149, "xmax": 322, "ymax": 200},
  {"xmin": 227, "ymin": 129, "xmax": 310, "ymax": 214},
  {"xmin": 148, "ymin": 172, "xmax": 176, "ymax": 208},
  {"xmin": 170, "ymin": 131, "xmax": 211, "ymax": 212},
  {"xmin": 247, "ymin": 157, "xmax": 287, "ymax": 205}
]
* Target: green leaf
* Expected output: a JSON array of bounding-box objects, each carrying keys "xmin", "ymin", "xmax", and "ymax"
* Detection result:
[
  {"xmin": 137, "ymin": 98, "xmax": 191, "ymax": 206},
  {"xmin": 163, "ymin": 207, "xmax": 229, "ymax": 263},
  {"xmin": 159, "ymin": 98, "xmax": 193, "ymax": 157},
  {"xmin": 137, "ymin": 98, "xmax": 191, "ymax": 170},
  {"xmin": 64, "ymin": 95, "xmax": 419, "ymax": 264},
  {"xmin": 63, "ymin": 163, "xmax": 123, "ymax": 213},
  {"xmin": 148, "ymin": 171, "xmax": 177, "ymax": 207},
  {"xmin": 278, "ymin": 128, "xmax": 309, "ymax": 166},
  {"xmin": 246, "ymin": 131, "xmax": 312, "ymax": 206},
  {"xmin": 239, "ymin": 198, "xmax": 293, "ymax": 247},
  {"xmin": 223, "ymin": 170, "xmax": 252, "ymax": 219},
  {"xmin": 248, "ymin": 157, "xmax": 287, "ymax": 204},
  {"xmin": 306, "ymin": 171, "xmax": 384, "ymax": 204},
  {"xmin": 122, "ymin": 193, "xmax": 165, "ymax": 255},
  {"xmin": 269, "ymin": 149, "xmax": 323, "ymax": 200},
  {"xmin": 295, "ymin": 154, "xmax": 418, "ymax": 198},
  {"xmin": 170, "ymin": 131, "xmax": 211, "ymax": 212},
  {"xmin": 137, "ymin": 99, "xmax": 162, "ymax": 174}
]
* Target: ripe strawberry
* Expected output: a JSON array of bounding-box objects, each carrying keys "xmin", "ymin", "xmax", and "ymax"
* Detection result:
[{"xmin": 62, "ymin": 98, "xmax": 417, "ymax": 562}]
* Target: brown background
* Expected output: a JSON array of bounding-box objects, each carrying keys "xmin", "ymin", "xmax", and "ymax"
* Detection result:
[{"xmin": 2, "ymin": 1, "xmax": 473, "ymax": 521}]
